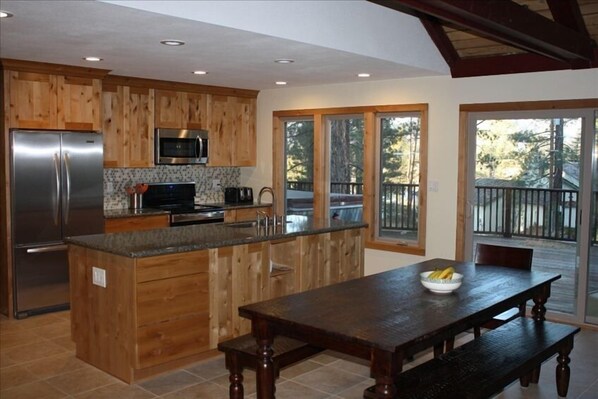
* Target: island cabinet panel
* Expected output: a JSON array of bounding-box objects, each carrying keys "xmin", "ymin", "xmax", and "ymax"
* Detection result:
[
  {"xmin": 137, "ymin": 314, "xmax": 210, "ymax": 369},
  {"xmin": 136, "ymin": 273, "xmax": 209, "ymax": 326},
  {"xmin": 68, "ymin": 227, "xmax": 364, "ymax": 383},
  {"xmin": 136, "ymin": 250, "xmax": 209, "ymax": 282},
  {"xmin": 102, "ymin": 85, "xmax": 155, "ymax": 168},
  {"xmin": 104, "ymin": 214, "xmax": 169, "ymax": 234},
  {"xmin": 134, "ymin": 250, "xmax": 210, "ymax": 370},
  {"xmin": 68, "ymin": 245, "xmax": 137, "ymax": 383}
]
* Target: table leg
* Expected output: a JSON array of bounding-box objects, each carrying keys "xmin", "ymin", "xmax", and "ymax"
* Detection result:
[
  {"xmin": 556, "ymin": 337, "xmax": 573, "ymax": 397},
  {"xmin": 369, "ymin": 349, "xmax": 402, "ymax": 399},
  {"xmin": 531, "ymin": 284, "xmax": 551, "ymax": 321},
  {"xmin": 253, "ymin": 318, "xmax": 275, "ymax": 399}
]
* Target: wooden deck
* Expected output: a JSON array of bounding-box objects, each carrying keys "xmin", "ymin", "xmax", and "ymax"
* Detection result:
[{"xmin": 474, "ymin": 234, "xmax": 598, "ymax": 317}]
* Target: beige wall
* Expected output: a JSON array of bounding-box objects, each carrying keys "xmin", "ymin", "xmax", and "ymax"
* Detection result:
[{"xmin": 242, "ymin": 69, "xmax": 598, "ymax": 275}]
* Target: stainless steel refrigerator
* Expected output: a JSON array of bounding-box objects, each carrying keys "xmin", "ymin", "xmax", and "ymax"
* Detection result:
[{"xmin": 10, "ymin": 130, "xmax": 104, "ymax": 318}]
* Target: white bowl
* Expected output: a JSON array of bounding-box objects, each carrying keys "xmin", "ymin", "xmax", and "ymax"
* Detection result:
[{"xmin": 420, "ymin": 271, "xmax": 463, "ymax": 294}]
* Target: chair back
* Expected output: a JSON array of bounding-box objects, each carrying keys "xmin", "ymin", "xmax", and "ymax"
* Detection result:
[{"xmin": 474, "ymin": 243, "xmax": 533, "ymax": 271}]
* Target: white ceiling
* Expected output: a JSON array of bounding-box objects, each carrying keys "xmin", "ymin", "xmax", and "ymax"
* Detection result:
[{"xmin": 0, "ymin": 0, "xmax": 450, "ymax": 91}]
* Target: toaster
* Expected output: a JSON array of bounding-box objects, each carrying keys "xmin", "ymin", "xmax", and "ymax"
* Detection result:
[{"xmin": 224, "ymin": 187, "xmax": 254, "ymax": 204}]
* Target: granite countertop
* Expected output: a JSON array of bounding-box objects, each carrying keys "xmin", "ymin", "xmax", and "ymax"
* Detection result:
[{"xmin": 67, "ymin": 215, "xmax": 366, "ymax": 258}]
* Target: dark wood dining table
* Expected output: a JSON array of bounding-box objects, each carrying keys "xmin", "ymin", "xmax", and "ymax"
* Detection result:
[{"xmin": 238, "ymin": 258, "xmax": 561, "ymax": 399}]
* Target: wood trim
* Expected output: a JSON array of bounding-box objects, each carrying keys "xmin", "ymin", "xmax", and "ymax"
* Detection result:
[
  {"xmin": 313, "ymin": 114, "xmax": 327, "ymax": 220},
  {"xmin": 273, "ymin": 104, "xmax": 429, "ymax": 118},
  {"xmin": 455, "ymin": 109, "xmax": 469, "ymax": 261},
  {"xmin": 1, "ymin": 69, "xmax": 11, "ymax": 316},
  {"xmin": 272, "ymin": 116, "xmax": 285, "ymax": 215},
  {"xmin": 104, "ymin": 75, "xmax": 259, "ymax": 98},
  {"xmin": 1, "ymin": 58, "xmax": 110, "ymax": 79},
  {"xmin": 363, "ymin": 112, "xmax": 376, "ymax": 243},
  {"xmin": 460, "ymin": 99, "xmax": 598, "ymax": 112},
  {"xmin": 417, "ymin": 105, "xmax": 429, "ymax": 253},
  {"xmin": 365, "ymin": 240, "xmax": 426, "ymax": 256}
]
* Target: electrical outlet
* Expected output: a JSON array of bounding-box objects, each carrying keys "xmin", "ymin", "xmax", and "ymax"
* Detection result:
[
  {"xmin": 212, "ymin": 179, "xmax": 221, "ymax": 191},
  {"xmin": 106, "ymin": 182, "xmax": 114, "ymax": 193},
  {"xmin": 92, "ymin": 266, "xmax": 106, "ymax": 288}
]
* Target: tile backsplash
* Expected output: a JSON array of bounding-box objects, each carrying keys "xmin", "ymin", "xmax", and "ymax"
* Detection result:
[{"xmin": 104, "ymin": 166, "xmax": 240, "ymax": 209}]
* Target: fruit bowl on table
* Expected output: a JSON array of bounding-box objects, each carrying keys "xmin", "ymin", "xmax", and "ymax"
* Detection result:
[{"xmin": 420, "ymin": 271, "xmax": 463, "ymax": 294}]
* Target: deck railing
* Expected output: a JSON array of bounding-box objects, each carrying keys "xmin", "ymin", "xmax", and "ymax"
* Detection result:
[{"xmin": 287, "ymin": 181, "xmax": 597, "ymax": 242}]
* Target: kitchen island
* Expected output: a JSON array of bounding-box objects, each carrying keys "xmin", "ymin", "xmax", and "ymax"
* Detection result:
[{"xmin": 66, "ymin": 215, "xmax": 366, "ymax": 383}]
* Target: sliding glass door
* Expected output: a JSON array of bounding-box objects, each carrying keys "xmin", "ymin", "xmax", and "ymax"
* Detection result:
[{"xmin": 465, "ymin": 108, "xmax": 597, "ymax": 324}]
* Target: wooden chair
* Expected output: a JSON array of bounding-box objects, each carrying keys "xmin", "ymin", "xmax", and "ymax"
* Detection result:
[
  {"xmin": 444, "ymin": 243, "xmax": 533, "ymax": 352},
  {"xmin": 473, "ymin": 243, "xmax": 534, "ymax": 337}
]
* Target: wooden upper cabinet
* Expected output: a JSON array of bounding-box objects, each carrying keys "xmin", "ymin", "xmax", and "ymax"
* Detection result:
[
  {"xmin": 7, "ymin": 70, "xmax": 101, "ymax": 131},
  {"xmin": 7, "ymin": 71, "xmax": 57, "ymax": 129},
  {"xmin": 209, "ymin": 95, "xmax": 256, "ymax": 167},
  {"xmin": 57, "ymin": 75, "xmax": 101, "ymax": 131},
  {"xmin": 103, "ymin": 85, "xmax": 154, "ymax": 168},
  {"xmin": 154, "ymin": 90, "xmax": 184, "ymax": 128},
  {"xmin": 154, "ymin": 90, "xmax": 208, "ymax": 130}
]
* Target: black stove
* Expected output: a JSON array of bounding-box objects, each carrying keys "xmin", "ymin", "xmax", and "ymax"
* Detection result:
[{"xmin": 142, "ymin": 182, "xmax": 224, "ymax": 226}]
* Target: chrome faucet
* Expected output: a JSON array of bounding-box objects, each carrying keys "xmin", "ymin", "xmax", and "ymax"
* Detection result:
[{"xmin": 257, "ymin": 186, "xmax": 275, "ymax": 211}]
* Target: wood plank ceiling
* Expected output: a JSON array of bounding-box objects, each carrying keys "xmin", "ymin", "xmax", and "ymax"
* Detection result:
[{"xmin": 370, "ymin": 0, "xmax": 598, "ymax": 77}]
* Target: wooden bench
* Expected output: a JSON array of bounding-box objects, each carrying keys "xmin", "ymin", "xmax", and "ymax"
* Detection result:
[
  {"xmin": 217, "ymin": 334, "xmax": 323, "ymax": 399},
  {"xmin": 365, "ymin": 318, "xmax": 580, "ymax": 399}
]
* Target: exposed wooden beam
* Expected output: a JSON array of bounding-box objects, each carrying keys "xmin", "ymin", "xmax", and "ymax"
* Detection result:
[
  {"xmin": 451, "ymin": 53, "xmax": 578, "ymax": 78},
  {"xmin": 546, "ymin": 0, "xmax": 589, "ymax": 36},
  {"xmin": 419, "ymin": 17, "xmax": 459, "ymax": 67},
  {"xmin": 370, "ymin": 0, "xmax": 595, "ymax": 62}
]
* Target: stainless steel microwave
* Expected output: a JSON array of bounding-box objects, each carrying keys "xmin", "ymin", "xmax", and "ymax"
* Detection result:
[{"xmin": 155, "ymin": 128, "xmax": 209, "ymax": 165}]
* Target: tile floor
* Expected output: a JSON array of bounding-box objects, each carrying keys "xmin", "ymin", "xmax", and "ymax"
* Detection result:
[{"xmin": 1, "ymin": 311, "xmax": 597, "ymax": 398}]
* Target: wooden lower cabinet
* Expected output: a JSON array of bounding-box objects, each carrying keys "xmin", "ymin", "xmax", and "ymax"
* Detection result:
[
  {"xmin": 68, "ymin": 227, "xmax": 364, "ymax": 383},
  {"xmin": 104, "ymin": 214, "xmax": 169, "ymax": 233},
  {"xmin": 223, "ymin": 205, "xmax": 271, "ymax": 223}
]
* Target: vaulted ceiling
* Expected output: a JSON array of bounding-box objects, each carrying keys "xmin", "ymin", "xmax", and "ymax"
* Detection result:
[{"xmin": 371, "ymin": 0, "xmax": 598, "ymax": 77}]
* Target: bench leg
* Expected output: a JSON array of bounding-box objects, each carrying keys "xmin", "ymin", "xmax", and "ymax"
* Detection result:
[
  {"xmin": 556, "ymin": 339, "xmax": 573, "ymax": 398},
  {"xmin": 519, "ymin": 373, "xmax": 531, "ymax": 387},
  {"xmin": 531, "ymin": 365, "xmax": 541, "ymax": 384},
  {"xmin": 225, "ymin": 353, "xmax": 245, "ymax": 399}
]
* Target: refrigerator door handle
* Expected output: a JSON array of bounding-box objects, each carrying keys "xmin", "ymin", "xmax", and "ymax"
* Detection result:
[
  {"xmin": 53, "ymin": 152, "xmax": 61, "ymax": 226},
  {"xmin": 63, "ymin": 152, "xmax": 71, "ymax": 224},
  {"xmin": 26, "ymin": 244, "xmax": 69, "ymax": 253}
]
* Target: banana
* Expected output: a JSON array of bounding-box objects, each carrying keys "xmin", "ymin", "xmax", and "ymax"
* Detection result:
[
  {"xmin": 438, "ymin": 266, "xmax": 455, "ymax": 279},
  {"xmin": 428, "ymin": 268, "xmax": 443, "ymax": 279}
]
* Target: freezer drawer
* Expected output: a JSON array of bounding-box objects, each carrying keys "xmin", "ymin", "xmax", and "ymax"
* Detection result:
[{"xmin": 13, "ymin": 244, "xmax": 70, "ymax": 318}]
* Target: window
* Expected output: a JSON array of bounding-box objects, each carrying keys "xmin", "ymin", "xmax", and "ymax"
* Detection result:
[
  {"xmin": 284, "ymin": 118, "xmax": 314, "ymax": 217},
  {"xmin": 274, "ymin": 104, "xmax": 427, "ymax": 255},
  {"xmin": 376, "ymin": 113, "xmax": 421, "ymax": 245}
]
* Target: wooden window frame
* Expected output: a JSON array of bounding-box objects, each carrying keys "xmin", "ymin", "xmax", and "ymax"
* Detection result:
[{"xmin": 273, "ymin": 104, "xmax": 428, "ymax": 256}]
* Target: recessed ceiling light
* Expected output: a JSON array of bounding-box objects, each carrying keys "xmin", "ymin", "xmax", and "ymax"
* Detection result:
[
  {"xmin": 275, "ymin": 59, "xmax": 294, "ymax": 64},
  {"xmin": 193, "ymin": 71, "xmax": 208, "ymax": 75},
  {"xmin": 275, "ymin": 81, "xmax": 287, "ymax": 86},
  {"xmin": 83, "ymin": 57, "xmax": 102, "ymax": 62},
  {"xmin": 357, "ymin": 73, "xmax": 371, "ymax": 78},
  {"xmin": 0, "ymin": 10, "xmax": 13, "ymax": 18},
  {"xmin": 160, "ymin": 40, "xmax": 185, "ymax": 46}
]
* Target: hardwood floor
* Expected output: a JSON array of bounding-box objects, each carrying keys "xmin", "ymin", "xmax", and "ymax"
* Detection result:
[{"xmin": 1, "ymin": 311, "xmax": 597, "ymax": 398}]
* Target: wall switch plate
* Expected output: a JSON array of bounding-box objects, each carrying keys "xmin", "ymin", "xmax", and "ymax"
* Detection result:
[
  {"xmin": 92, "ymin": 266, "xmax": 107, "ymax": 288},
  {"xmin": 428, "ymin": 180, "xmax": 439, "ymax": 192},
  {"xmin": 212, "ymin": 179, "xmax": 221, "ymax": 191}
]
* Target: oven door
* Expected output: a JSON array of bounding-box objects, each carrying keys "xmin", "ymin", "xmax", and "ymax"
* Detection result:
[
  {"xmin": 170, "ymin": 210, "xmax": 224, "ymax": 226},
  {"xmin": 155, "ymin": 128, "xmax": 209, "ymax": 165}
]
